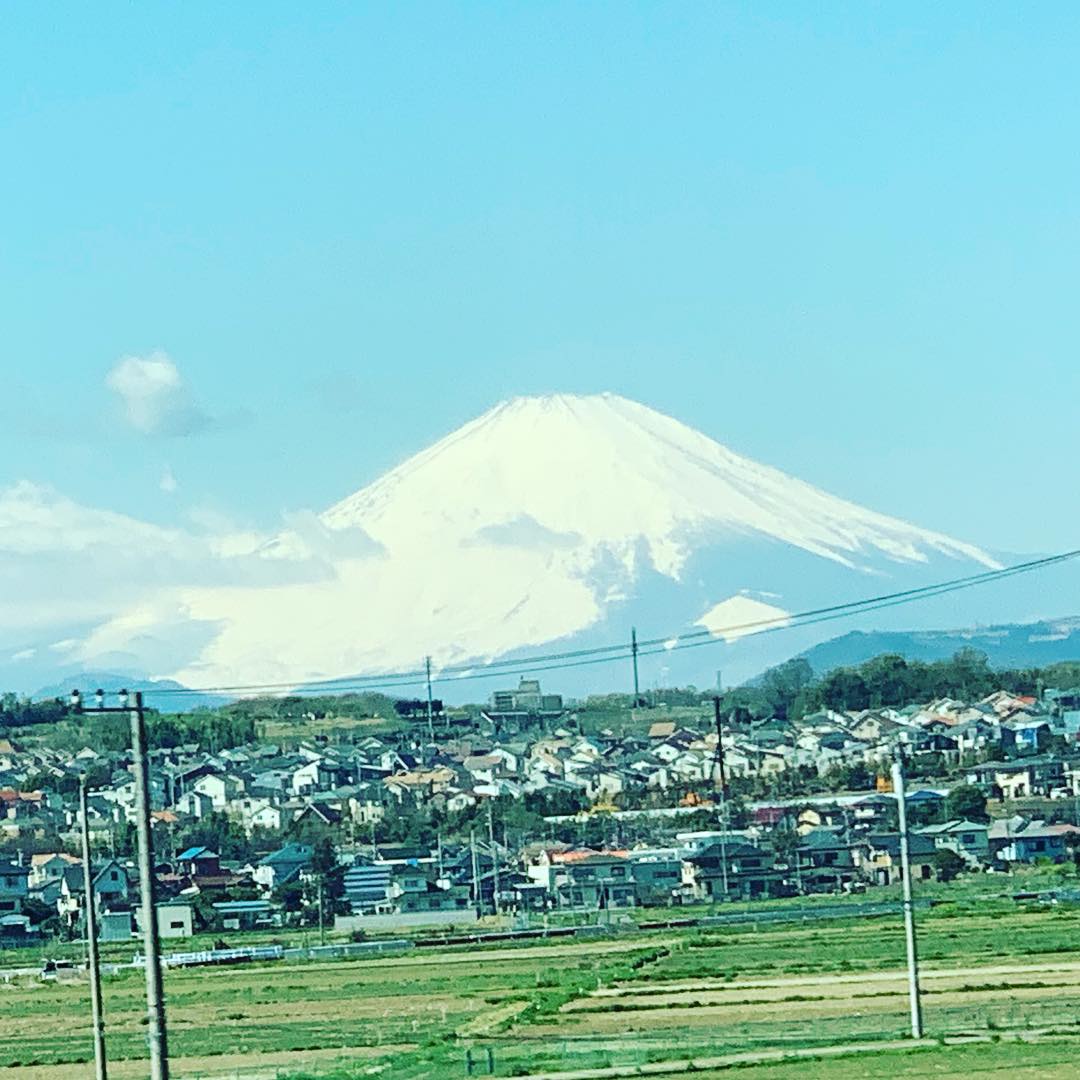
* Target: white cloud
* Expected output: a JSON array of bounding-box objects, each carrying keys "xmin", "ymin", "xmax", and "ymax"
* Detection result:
[
  {"xmin": 159, "ymin": 466, "xmax": 178, "ymax": 494},
  {"xmin": 106, "ymin": 351, "xmax": 211, "ymax": 436}
]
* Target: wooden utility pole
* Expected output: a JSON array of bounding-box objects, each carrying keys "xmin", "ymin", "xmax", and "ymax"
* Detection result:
[
  {"xmin": 631, "ymin": 628, "xmax": 640, "ymax": 705},
  {"xmin": 79, "ymin": 778, "xmax": 107, "ymax": 1080}
]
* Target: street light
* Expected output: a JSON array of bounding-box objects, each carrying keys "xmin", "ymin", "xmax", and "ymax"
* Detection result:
[{"xmin": 72, "ymin": 688, "xmax": 169, "ymax": 1080}]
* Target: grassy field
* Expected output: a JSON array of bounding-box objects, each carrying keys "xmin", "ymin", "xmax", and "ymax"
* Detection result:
[{"xmin": 12, "ymin": 886, "xmax": 1080, "ymax": 1078}]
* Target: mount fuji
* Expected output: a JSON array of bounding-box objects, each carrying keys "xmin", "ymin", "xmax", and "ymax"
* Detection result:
[{"xmin": 11, "ymin": 392, "xmax": 1073, "ymax": 699}]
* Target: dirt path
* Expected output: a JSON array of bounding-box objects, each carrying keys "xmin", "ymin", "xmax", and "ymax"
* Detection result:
[
  {"xmin": 593, "ymin": 958, "xmax": 1080, "ymax": 998},
  {"xmin": 15, "ymin": 1043, "xmax": 411, "ymax": 1080}
]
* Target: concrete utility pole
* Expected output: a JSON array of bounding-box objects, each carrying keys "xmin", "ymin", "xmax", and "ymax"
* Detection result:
[
  {"xmin": 470, "ymin": 830, "xmax": 481, "ymax": 917},
  {"xmin": 79, "ymin": 778, "xmax": 107, "ymax": 1080},
  {"xmin": 712, "ymin": 697, "xmax": 727, "ymax": 791},
  {"xmin": 318, "ymin": 880, "xmax": 326, "ymax": 947},
  {"xmin": 631, "ymin": 628, "xmax": 640, "ymax": 706},
  {"xmin": 487, "ymin": 801, "xmax": 501, "ymax": 915},
  {"xmin": 72, "ymin": 688, "xmax": 169, "ymax": 1079},
  {"xmin": 713, "ymin": 697, "xmax": 730, "ymax": 900},
  {"xmin": 130, "ymin": 692, "xmax": 170, "ymax": 1079},
  {"xmin": 892, "ymin": 757, "xmax": 924, "ymax": 1040},
  {"xmin": 424, "ymin": 656, "xmax": 435, "ymax": 744}
]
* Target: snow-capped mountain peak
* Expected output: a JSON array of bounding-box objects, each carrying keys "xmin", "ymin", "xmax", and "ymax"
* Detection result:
[
  {"xmin": 322, "ymin": 391, "xmax": 995, "ymax": 576},
  {"xmin": 54, "ymin": 392, "xmax": 1001, "ymax": 692}
]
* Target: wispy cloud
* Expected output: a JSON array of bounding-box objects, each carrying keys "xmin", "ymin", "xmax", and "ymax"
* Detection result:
[
  {"xmin": 159, "ymin": 465, "xmax": 178, "ymax": 494},
  {"xmin": 106, "ymin": 351, "xmax": 212, "ymax": 437}
]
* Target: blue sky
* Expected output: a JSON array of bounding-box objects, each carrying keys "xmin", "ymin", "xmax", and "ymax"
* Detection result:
[{"xmin": 2, "ymin": 4, "xmax": 1078, "ymax": 554}]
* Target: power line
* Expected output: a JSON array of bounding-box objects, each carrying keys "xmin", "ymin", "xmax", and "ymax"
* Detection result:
[
  {"xmin": 128, "ymin": 548, "xmax": 1079, "ymax": 701},
  {"xmin": 635, "ymin": 551, "xmax": 1080, "ymax": 662}
]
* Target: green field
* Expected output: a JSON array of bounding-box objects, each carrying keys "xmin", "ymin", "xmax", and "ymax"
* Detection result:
[{"xmin": 13, "ymin": 888, "xmax": 1080, "ymax": 1078}]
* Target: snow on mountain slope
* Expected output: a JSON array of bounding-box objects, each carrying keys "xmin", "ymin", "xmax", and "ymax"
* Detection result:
[
  {"xmin": 145, "ymin": 394, "xmax": 996, "ymax": 686},
  {"xmin": 66, "ymin": 393, "xmax": 999, "ymax": 690},
  {"xmin": 323, "ymin": 393, "xmax": 995, "ymax": 575}
]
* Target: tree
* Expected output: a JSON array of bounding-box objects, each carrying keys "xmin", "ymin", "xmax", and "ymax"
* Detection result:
[
  {"xmin": 759, "ymin": 659, "xmax": 815, "ymax": 720},
  {"xmin": 859, "ymin": 654, "xmax": 913, "ymax": 707},
  {"xmin": 770, "ymin": 827, "xmax": 800, "ymax": 868},
  {"xmin": 933, "ymin": 849, "xmax": 967, "ymax": 883},
  {"xmin": 304, "ymin": 836, "xmax": 346, "ymax": 917},
  {"xmin": 945, "ymin": 783, "xmax": 988, "ymax": 824},
  {"xmin": 817, "ymin": 669, "xmax": 870, "ymax": 712}
]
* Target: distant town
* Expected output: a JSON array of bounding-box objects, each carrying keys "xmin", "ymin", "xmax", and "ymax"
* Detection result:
[{"xmin": 2, "ymin": 650, "xmax": 1080, "ymax": 948}]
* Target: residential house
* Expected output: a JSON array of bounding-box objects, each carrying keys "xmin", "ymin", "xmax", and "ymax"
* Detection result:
[
  {"xmin": 254, "ymin": 843, "xmax": 313, "ymax": 893},
  {"xmin": 192, "ymin": 772, "xmax": 245, "ymax": 810},
  {"xmin": 966, "ymin": 758, "xmax": 1067, "ymax": 799},
  {"xmin": 918, "ymin": 820, "xmax": 990, "ymax": 866},
  {"xmin": 989, "ymin": 817, "xmax": 1079, "ymax": 865},
  {"xmin": 857, "ymin": 833, "xmax": 936, "ymax": 885},
  {"xmin": 343, "ymin": 859, "xmax": 393, "ymax": 914},
  {"xmin": 58, "ymin": 858, "xmax": 130, "ymax": 927},
  {"xmin": 550, "ymin": 852, "xmax": 636, "ymax": 909},
  {"xmin": 0, "ymin": 860, "xmax": 29, "ymax": 914},
  {"xmin": 682, "ymin": 841, "xmax": 785, "ymax": 901},
  {"xmin": 794, "ymin": 829, "xmax": 859, "ymax": 892},
  {"xmin": 628, "ymin": 852, "xmax": 684, "ymax": 906}
]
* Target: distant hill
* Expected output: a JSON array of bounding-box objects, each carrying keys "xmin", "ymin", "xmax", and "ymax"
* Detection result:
[
  {"xmin": 33, "ymin": 671, "xmax": 231, "ymax": 713},
  {"xmin": 796, "ymin": 617, "xmax": 1080, "ymax": 674}
]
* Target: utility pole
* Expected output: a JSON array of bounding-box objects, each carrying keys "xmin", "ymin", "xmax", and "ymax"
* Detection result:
[
  {"xmin": 712, "ymin": 698, "xmax": 727, "ymax": 790},
  {"xmin": 79, "ymin": 777, "xmax": 107, "ymax": 1080},
  {"xmin": 487, "ymin": 801, "xmax": 501, "ymax": 916},
  {"xmin": 318, "ymin": 880, "xmax": 326, "ymax": 947},
  {"xmin": 470, "ymin": 830, "xmax": 481, "ymax": 917},
  {"xmin": 713, "ymin": 697, "xmax": 729, "ymax": 901},
  {"xmin": 892, "ymin": 757, "xmax": 923, "ymax": 1040},
  {"xmin": 424, "ymin": 656, "xmax": 435, "ymax": 745},
  {"xmin": 72, "ymin": 689, "xmax": 169, "ymax": 1080},
  {"xmin": 131, "ymin": 692, "xmax": 170, "ymax": 1080},
  {"xmin": 631, "ymin": 628, "xmax": 640, "ymax": 707}
]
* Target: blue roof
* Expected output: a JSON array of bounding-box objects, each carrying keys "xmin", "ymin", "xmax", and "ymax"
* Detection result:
[
  {"xmin": 176, "ymin": 846, "xmax": 214, "ymax": 861},
  {"xmin": 908, "ymin": 790, "xmax": 946, "ymax": 802},
  {"xmin": 258, "ymin": 843, "xmax": 313, "ymax": 866}
]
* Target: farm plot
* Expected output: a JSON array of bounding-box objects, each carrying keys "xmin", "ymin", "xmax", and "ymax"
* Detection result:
[{"xmin": 19, "ymin": 903, "xmax": 1080, "ymax": 1078}]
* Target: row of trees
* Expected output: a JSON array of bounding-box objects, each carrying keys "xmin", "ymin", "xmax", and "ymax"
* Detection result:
[{"xmin": 726, "ymin": 649, "xmax": 1080, "ymax": 723}]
